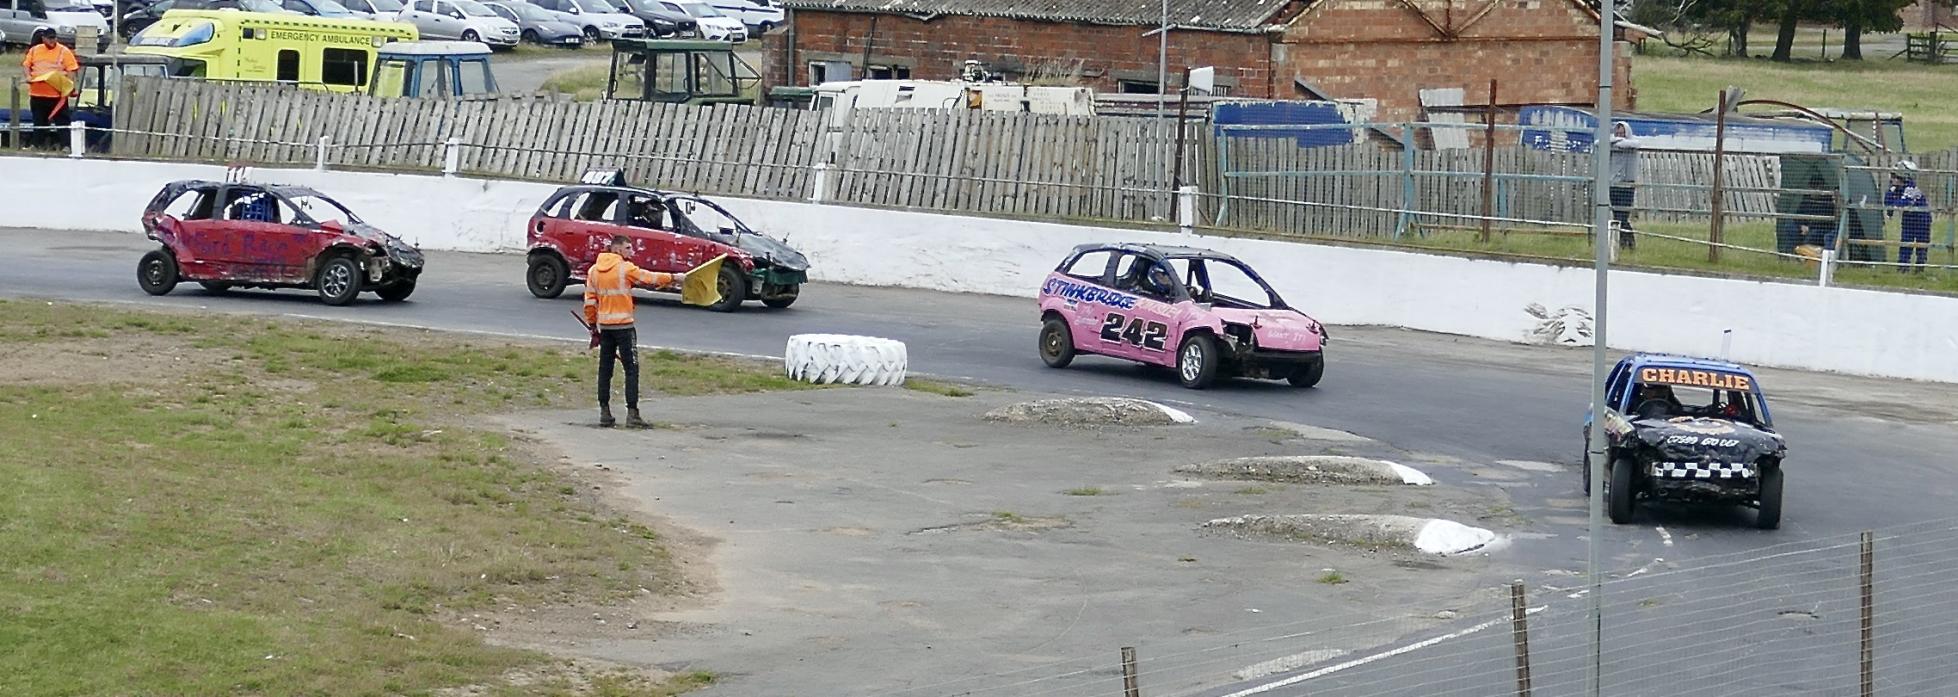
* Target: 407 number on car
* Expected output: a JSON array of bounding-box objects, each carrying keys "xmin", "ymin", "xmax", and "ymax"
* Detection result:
[{"xmin": 1100, "ymin": 313, "xmax": 1168, "ymax": 351}]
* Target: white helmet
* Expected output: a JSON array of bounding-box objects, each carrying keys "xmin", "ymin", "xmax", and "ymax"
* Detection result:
[{"xmin": 1897, "ymin": 160, "xmax": 1919, "ymax": 174}]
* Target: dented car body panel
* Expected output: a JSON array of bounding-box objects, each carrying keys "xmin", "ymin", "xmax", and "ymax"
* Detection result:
[
  {"xmin": 526, "ymin": 181, "xmax": 808, "ymax": 305},
  {"xmin": 140, "ymin": 180, "xmax": 424, "ymax": 292},
  {"xmin": 1587, "ymin": 354, "xmax": 1788, "ymax": 515},
  {"xmin": 1039, "ymin": 243, "xmax": 1326, "ymax": 383}
]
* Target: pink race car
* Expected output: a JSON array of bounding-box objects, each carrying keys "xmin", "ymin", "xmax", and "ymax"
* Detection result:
[{"xmin": 1037, "ymin": 243, "xmax": 1327, "ymax": 389}]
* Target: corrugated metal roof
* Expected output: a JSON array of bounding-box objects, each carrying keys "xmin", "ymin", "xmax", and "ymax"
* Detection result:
[{"xmin": 777, "ymin": 0, "xmax": 1294, "ymax": 32}]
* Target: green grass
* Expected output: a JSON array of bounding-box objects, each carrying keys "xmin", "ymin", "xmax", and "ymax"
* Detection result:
[
  {"xmin": 1062, "ymin": 487, "xmax": 1107, "ymax": 496},
  {"xmin": 1233, "ymin": 486, "xmax": 1271, "ymax": 495},
  {"xmin": 1636, "ymin": 53, "xmax": 1958, "ymax": 152},
  {"xmin": 904, "ymin": 379, "xmax": 976, "ymax": 397},
  {"xmin": 0, "ymin": 301, "xmax": 796, "ymax": 696},
  {"xmin": 991, "ymin": 511, "xmax": 1027, "ymax": 524},
  {"xmin": 1316, "ymin": 570, "xmax": 1349, "ymax": 585},
  {"xmin": 541, "ymin": 64, "xmax": 615, "ymax": 102}
]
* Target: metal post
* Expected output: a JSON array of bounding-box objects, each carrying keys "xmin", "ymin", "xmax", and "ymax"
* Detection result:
[
  {"xmin": 1709, "ymin": 88, "xmax": 1729, "ymax": 263},
  {"xmin": 9, "ymin": 79, "xmax": 21, "ymax": 151},
  {"xmin": 1177, "ymin": 185, "xmax": 1197, "ymax": 234},
  {"xmin": 1510, "ymin": 582, "xmax": 1534, "ymax": 697},
  {"xmin": 1121, "ymin": 646, "xmax": 1141, "ymax": 697},
  {"xmin": 1396, "ymin": 128, "xmax": 1416, "ymax": 239},
  {"xmin": 808, "ymin": 162, "xmax": 829, "ymax": 202},
  {"xmin": 1860, "ymin": 531, "xmax": 1874, "ymax": 697},
  {"xmin": 1480, "ymin": 79, "xmax": 1498, "ymax": 243},
  {"xmin": 1584, "ymin": 6, "xmax": 1618, "ymax": 697},
  {"xmin": 315, "ymin": 135, "xmax": 331, "ymax": 171},
  {"xmin": 1819, "ymin": 250, "xmax": 1836, "ymax": 287},
  {"xmin": 1170, "ymin": 67, "xmax": 1191, "ymax": 223},
  {"xmin": 1156, "ymin": 0, "xmax": 1167, "ymax": 119},
  {"xmin": 442, "ymin": 137, "xmax": 461, "ymax": 176},
  {"xmin": 68, "ymin": 121, "xmax": 85, "ymax": 158}
]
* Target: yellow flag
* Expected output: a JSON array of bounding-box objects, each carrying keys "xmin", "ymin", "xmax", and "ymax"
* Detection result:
[
  {"xmin": 681, "ymin": 254, "xmax": 727, "ymax": 307},
  {"xmin": 32, "ymin": 71, "xmax": 74, "ymax": 96}
]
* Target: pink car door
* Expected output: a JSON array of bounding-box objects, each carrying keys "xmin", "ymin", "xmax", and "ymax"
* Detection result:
[{"xmin": 1095, "ymin": 254, "xmax": 1178, "ymax": 366}]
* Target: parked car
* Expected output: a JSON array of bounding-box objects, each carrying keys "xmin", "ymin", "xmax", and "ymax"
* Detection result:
[
  {"xmin": 1584, "ymin": 354, "xmax": 1787, "ymax": 529},
  {"xmin": 665, "ymin": 0, "xmax": 739, "ymax": 41},
  {"xmin": 526, "ymin": 0, "xmax": 643, "ymax": 39},
  {"xmin": 1, "ymin": 0, "xmax": 109, "ymax": 47},
  {"xmin": 525, "ymin": 171, "xmax": 807, "ymax": 311},
  {"xmin": 484, "ymin": 0, "xmax": 580, "ymax": 46},
  {"xmin": 703, "ymin": 0, "xmax": 775, "ymax": 33},
  {"xmin": 337, "ymin": 0, "xmax": 403, "ymax": 17},
  {"xmin": 137, "ymin": 180, "xmax": 425, "ymax": 305},
  {"xmin": 399, "ymin": 0, "xmax": 519, "ymax": 48},
  {"xmin": 600, "ymin": 0, "xmax": 689, "ymax": 37},
  {"xmin": 1037, "ymin": 243, "xmax": 1328, "ymax": 389},
  {"xmin": 118, "ymin": 0, "xmax": 296, "ymax": 38},
  {"xmin": 281, "ymin": 0, "xmax": 360, "ymax": 18}
]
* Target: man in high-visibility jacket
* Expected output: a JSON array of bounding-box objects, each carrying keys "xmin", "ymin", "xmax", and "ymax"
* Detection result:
[
  {"xmin": 584, "ymin": 235, "xmax": 686, "ymax": 427},
  {"xmin": 21, "ymin": 27, "xmax": 78, "ymax": 150}
]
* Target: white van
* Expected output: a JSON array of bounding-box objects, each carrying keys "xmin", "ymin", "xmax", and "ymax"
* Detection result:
[
  {"xmin": 0, "ymin": 0, "xmax": 109, "ymax": 47},
  {"xmin": 704, "ymin": 0, "xmax": 778, "ymax": 32}
]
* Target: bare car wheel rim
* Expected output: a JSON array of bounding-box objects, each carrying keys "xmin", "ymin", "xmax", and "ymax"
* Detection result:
[
  {"xmin": 1181, "ymin": 343, "xmax": 1203, "ymax": 382},
  {"xmin": 323, "ymin": 264, "xmax": 351, "ymax": 297},
  {"xmin": 717, "ymin": 274, "xmax": 732, "ymax": 297},
  {"xmin": 144, "ymin": 260, "xmax": 164, "ymax": 285},
  {"xmin": 533, "ymin": 264, "xmax": 557, "ymax": 288},
  {"xmin": 1042, "ymin": 327, "xmax": 1062, "ymax": 357}
]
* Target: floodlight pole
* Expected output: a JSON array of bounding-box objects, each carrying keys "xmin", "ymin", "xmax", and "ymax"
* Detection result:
[{"xmin": 1584, "ymin": 4, "xmax": 1618, "ymax": 697}]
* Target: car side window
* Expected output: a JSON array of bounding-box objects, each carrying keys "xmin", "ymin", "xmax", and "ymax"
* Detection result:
[
  {"xmin": 161, "ymin": 189, "xmax": 214, "ymax": 220},
  {"xmin": 222, "ymin": 190, "xmax": 283, "ymax": 224},
  {"xmin": 1062, "ymin": 250, "xmax": 1113, "ymax": 284},
  {"xmin": 572, "ymin": 191, "xmax": 619, "ymax": 222},
  {"xmin": 1604, "ymin": 363, "xmax": 1629, "ymax": 411},
  {"xmin": 1110, "ymin": 253, "xmax": 1143, "ymax": 290},
  {"xmin": 623, "ymin": 194, "xmax": 666, "ymax": 230}
]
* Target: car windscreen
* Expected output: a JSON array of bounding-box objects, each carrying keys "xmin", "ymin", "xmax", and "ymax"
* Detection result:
[
  {"xmin": 1189, "ymin": 258, "xmax": 1279, "ymax": 309},
  {"xmin": 285, "ymin": 193, "xmax": 361, "ymax": 226},
  {"xmin": 504, "ymin": 1, "xmax": 551, "ymax": 19},
  {"xmin": 677, "ymin": 2, "xmax": 720, "ymax": 17},
  {"xmin": 46, "ymin": 0, "xmax": 95, "ymax": 11},
  {"xmin": 367, "ymin": 0, "xmax": 403, "ymax": 9},
  {"xmin": 575, "ymin": 0, "xmax": 619, "ymax": 11},
  {"xmin": 455, "ymin": 0, "xmax": 497, "ymax": 16},
  {"xmin": 669, "ymin": 197, "xmax": 744, "ymax": 239},
  {"xmin": 310, "ymin": 0, "xmax": 356, "ymax": 16},
  {"xmin": 1627, "ymin": 380, "xmax": 1763, "ymax": 425}
]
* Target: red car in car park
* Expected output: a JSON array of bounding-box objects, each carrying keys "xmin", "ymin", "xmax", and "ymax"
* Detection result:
[
  {"xmin": 524, "ymin": 172, "xmax": 809, "ymax": 311},
  {"xmin": 136, "ymin": 180, "xmax": 426, "ymax": 305}
]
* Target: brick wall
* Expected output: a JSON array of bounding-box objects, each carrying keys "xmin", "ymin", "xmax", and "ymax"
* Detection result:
[
  {"xmin": 765, "ymin": 12, "xmax": 1275, "ymax": 98},
  {"xmin": 1278, "ymin": 0, "xmax": 1634, "ymax": 123}
]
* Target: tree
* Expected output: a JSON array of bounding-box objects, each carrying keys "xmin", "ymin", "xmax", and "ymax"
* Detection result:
[
  {"xmin": 1833, "ymin": 0, "xmax": 1912, "ymax": 60},
  {"xmin": 1632, "ymin": 0, "xmax": 1773, "ymax": 57}
]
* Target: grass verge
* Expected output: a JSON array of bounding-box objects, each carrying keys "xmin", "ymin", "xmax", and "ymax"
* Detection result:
[
  {"xmin": 904, "ymin": 378, "xmax": 976, "ymax": 397},
  {"xmin": 1636, "ymin": 53, "xmax": 1958, "ymax": 152},
  {"xmin": 540, "ymin": 64, "xmax": 613, "ymax": 101},
  {"xmin": 0, "ymin": 300, "xmax": 808, "ymax": 696}
]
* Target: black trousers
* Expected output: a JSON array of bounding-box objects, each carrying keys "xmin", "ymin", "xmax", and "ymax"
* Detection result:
[
  {"xmin": 28, "ymin": 96, "xmax": 63, "ymax": 149},
  {"xmin": 1609, "ymin": 185, "xmax": 1636, "ymax": 249},
  {"xmin": 597, "ymin": 327, "xmax": 639, "ymax": 409}
]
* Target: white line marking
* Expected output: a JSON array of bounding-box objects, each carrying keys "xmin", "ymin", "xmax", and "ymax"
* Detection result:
[
  {"xmin": 1217, "ymin": 607, "xmax": 1545, "ymax": 697},
  {"xmin": 1657, "ymin": 526, "xmax": 1674, "ymax": 546}
]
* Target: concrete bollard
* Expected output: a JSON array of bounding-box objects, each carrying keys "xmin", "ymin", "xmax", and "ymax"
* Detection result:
[
  {"xmin": 315, "ymin": 135, "xmax": 331, "ymax": 171},
  {"xmin": 1177, "ymin": 185, "xmax": 1198, "ymax": 234},
  {"xmin": 67, "ymin": 121, "xmax": 85, "ymax": 158},
  {"xmin": 808, "ymin": 162, "xmax": 830, "ymax": 203},
  {"xmin": 1819, "ymin": 250, "xmax": 1836, "ymax": 287},
  {"xmin": 442, "ymin": 137, "xmax": 461, "ymax": 177}
]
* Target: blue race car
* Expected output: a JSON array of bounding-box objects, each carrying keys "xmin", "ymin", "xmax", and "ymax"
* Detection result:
[{"xmin": 1584, "ymin": 354, "xmax": 1787, "ymax": 529}]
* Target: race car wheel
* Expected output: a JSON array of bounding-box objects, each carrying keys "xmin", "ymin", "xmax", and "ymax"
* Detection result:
[
  {"xmin": 527, "ymin": 254, "xmax": 569, "ymax": 299},
  {"xmin": 1607, "ymin": 456, "xmax": 1637, "ymax": 524},
  {"xmin": 708, "ymin": 264, "xmax": 746, "ymax": 313},
  {"xmin": 1176, "ymin": 334, "xmax": 1220, "ymax": 389},
  {"xmin": 199, "ymin": 281, "xmax": 233, "ymax": 293},
  {"xmin": 762, "ymin": 294, "xmax": 798, "ymax": 309},
  {"xmin": 1287, "ymin": 356, "xmax": 1325, "ymax": 388},
  {"xmin": 1755, "ymin": 467, "xmax": 1783, "ymax": 530},
  {"xmin": 316, "ymin": 255, "xmax": 363, "ymax": 306},
  {"xmin": 1039, "ymin": 316, "xmax": 1075, "ymax": 368},
  {"xmin": 376, "ymin": 280, "xmax": 416, "ymax": 302},
  {"xmin": 137, "ymin": 250, "xmax": 178, "ymax": 296}
]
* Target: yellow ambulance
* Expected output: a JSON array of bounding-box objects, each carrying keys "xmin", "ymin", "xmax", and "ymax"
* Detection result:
[{"xmin": 127, "ymin": 10, "xmax": 418, "ymax": 92}]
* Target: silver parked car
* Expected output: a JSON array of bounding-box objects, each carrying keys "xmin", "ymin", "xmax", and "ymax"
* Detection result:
[{"xmin": 483, "ymin": 0, "xmax": 581, "ymax": 46}]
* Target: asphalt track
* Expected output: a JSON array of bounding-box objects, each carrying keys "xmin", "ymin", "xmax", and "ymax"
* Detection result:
[{"xmin": 7, "ymin": 228, "xmax": 1957, "ymax": 696}]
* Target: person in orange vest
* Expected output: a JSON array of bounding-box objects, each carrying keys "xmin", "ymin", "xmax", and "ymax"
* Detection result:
[
  {"xmin": 21, "ymin": 27, "xmax": 78, "ymax": 150},
  {"xmin": 584, "ymin": 234, "xmax": 686, "ymax": 427}
]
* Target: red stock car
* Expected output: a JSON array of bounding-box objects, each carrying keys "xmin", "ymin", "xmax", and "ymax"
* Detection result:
[
  {"xmin": 523, "ymin": 174, "xmax": 809, "ymax": 312},
  {"xmin": 136, "ymin": 180, "xmax": 426, "ymax": 305}
]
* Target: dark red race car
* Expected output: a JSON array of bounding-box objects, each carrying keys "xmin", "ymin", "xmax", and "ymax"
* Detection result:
[
  {"xmin": 524, "ymin": 172, "xmax": 809, "ymax": 312},
  {"xmin": 137, "ymin": 180, "xmax": 426, "ymax": 305}
]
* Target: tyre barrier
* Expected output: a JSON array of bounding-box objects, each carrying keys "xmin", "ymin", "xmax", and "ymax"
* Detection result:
[{"xmin": 785, "ymin": 334, "xmax": 909, "ymax": 386}]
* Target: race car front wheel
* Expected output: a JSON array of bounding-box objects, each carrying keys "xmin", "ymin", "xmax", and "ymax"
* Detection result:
[
  {"xmin": 709, "ymin": 264, "xmax": 747, "ymax": 312},
  {"xmin": 527, "ymin": 254, "xmax": 569, "ymax": 299},
  {"xmin": 1039, "ymin": 317, "xmax": 1074, "ymax": 368},
  {"xmin": 1287, "ymin": 356, "xmax": 1324, "ymax": 388},
  {"xmin": 1177, "ymin": 334, "xmax": 1220, "ymax": 389},
  {"xmin": 1608, "ymin": 456, "xmax": 1637, "ymax": 524},
  {"xmin": 316, "ymin": 255, "xmax": 363, "ymax": 306},
  {"xmin": 1755, "ymin": 467, "xmax": 1783, "ymax": 530},
  {"xmin": 137, "ymin": 250, "xmax": 178, "ymax": 296}
]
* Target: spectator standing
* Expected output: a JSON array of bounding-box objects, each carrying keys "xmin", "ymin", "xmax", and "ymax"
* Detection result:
[
  {"xmin": 20, "ymin": 26, "xmax": 78, "ymax": 150},
  {"xmin": 1887, "ymin": 161, "xmax": 1933, "ymax": 271},
  {"xmin": 1608, "ymin": 121, "xmax": 1640, "ymax": 250}
]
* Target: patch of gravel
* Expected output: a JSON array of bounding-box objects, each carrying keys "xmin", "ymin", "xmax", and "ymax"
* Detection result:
[
  {"xmin": 983, "ymin": 397, "xmax": 1193, "ymax": 427},
  {"xmin": 1176, "ymin": 456, "xmax": 1432, "ymax": 485},
  {"xmin": 1203, "ymin": 514, "xmax": 1496, "ymax": 555}
]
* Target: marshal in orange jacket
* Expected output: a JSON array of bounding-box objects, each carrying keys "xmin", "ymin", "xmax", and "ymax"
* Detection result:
[{"xmin": 584, "ymin": 252, "xmax": 680, "ymax": 328}]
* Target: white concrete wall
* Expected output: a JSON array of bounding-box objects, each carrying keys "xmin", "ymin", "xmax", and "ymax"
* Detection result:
[{"xmin": 9, "ymin": 156, "xmax": 1958, "ymax": 383}]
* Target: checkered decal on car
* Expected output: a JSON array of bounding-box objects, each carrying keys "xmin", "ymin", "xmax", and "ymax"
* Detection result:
[{"xmin": 1649, "ymin": 461, "xmax": 1757, "ymax": 479}]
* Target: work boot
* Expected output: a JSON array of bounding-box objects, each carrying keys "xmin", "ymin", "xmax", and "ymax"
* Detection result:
[
  {"xmin": 599, "ymin": 405, "xmax": 616, "ymax": 428},
  {"xmin": 626, "ymin": 408, "xmax": 648, "ymax": 429}
]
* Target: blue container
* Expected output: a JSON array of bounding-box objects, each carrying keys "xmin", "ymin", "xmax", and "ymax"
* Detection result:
[
  {"xmin": 1213, "ymin": 100, "xmax": 1356, "ymax": 149},
  {"xmin": 1519, "ymin": 106, "xmax": 1833, "ymax": 154}
]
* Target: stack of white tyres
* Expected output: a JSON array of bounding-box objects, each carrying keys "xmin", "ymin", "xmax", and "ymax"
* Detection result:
[{"xmin": 784, "ymin": 334, "xmax": 908, "ymax": 386}]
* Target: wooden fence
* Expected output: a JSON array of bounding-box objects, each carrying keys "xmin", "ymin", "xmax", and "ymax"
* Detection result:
[{"xmin": 106, "ymin": 77, "xmax": 1958, "ymax": 240}]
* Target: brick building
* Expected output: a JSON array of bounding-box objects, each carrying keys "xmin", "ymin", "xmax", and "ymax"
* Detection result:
[{"xmin": 763, "ymin": 0, "xmax": 1636, "ymax": 124}]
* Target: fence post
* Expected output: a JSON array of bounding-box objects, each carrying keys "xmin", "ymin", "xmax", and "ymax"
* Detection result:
[
  {"xmin": 1178, "ymin": 185, "xmax": 1198, "ymax": 234},
  {"xmin": 67, "ymin": 120, "xmax": 86, "ymax": 158},
  {"xmin": 1480, "ymin": 79, "xmax": 1498, "ymax": 243},
  {"xmin": 1510, "ymin": 581, "xmax": 1534, "ymax": 697},
  {"xmin": 1819, "ymin": 250, "xmax": 1836, "ymax": 287},
  {"xmin": 1860, "ymin": 530, "xmax": 1874, "ymax": 697},
  {"xmin": 315, "ymin": 136, "xmax": 331, "ymax": 171},
  {"xmin": 808, "ymin": 162, "xmax": 830, "ymax": 203},
  {"xmin": 442, "ymin": 137, "xmax": 461, "ymax": 177},
  {"xmin": 1607, "ymin": 220, "xmax": 1621, "ymax": 264},
  {"xmin": 1709, "ymin": 88, "xmax": 1730, "ymax": 263},
  {"xmin": 1395, "ymin": 128, "xmax": 1416, "ymax": 239},
  {"xmin": 1121, "ymin": 646, "xmax": 1140, "ymax": 697}
]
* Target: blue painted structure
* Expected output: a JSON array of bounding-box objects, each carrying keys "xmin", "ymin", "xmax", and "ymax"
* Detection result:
[
  {"xmin": 1212, "ymin": 100, "xmax": 1357, "ymax": 148},
  {"xmin": 1519, "ymin": 106, "xmax": 1833, "ymax": 154}
]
